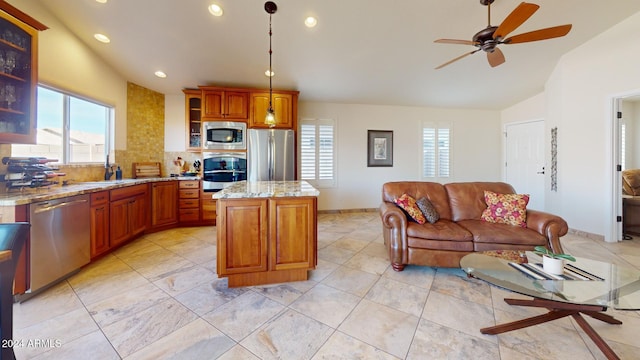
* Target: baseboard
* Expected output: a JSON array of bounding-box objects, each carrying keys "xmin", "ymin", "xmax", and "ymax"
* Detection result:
[
  {"xmin": 567, "ymin": 228, "xmax": 605, "ymax": 242},
  {"xmin": 318, "ymin": 208, "xmax": 378, "ymax": 214}
]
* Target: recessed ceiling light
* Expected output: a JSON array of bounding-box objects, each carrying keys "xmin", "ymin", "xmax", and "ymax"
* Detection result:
[
  {"xmin": 304, "ymin": 16, "xmax": 318, "ymax": 28},
  {"xmin": 94, "ymin": 33, "xmax": 110, "ymax": 43},
  {"xmin": 265, "ymin": 69, "xmax": 274, "ymax": 77},
  {"xmin": 95, "ymin": 0, "xmax": 108, "ymax": 3},
  {"xmin": 208, "ymin": 4, "xmax": 223, "ymax": 17},
  {"xmin": 154, "ymin": 71, "xmax": 167, "ymax": 78}
]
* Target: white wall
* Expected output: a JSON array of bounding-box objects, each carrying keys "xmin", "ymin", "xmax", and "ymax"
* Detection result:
[
  {"xmin": 165, "ymin": 95, "xmax": 186, "ymax": 151},
  {"xmin": 299, "ymin": 102, "xmax": 502, "ymax": 210},
  {"xmin": 9, "ymin": 1, "xmax": 128, "ymax": 150},
  {"xmin": 505, "ymin": 11, "xmax": 640, "ymax": 241}
]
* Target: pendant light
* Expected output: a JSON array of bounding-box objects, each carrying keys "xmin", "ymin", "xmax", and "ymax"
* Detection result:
[{"xmin": 265, "ymin": 1, "xmax": 277, "ymax": 127}]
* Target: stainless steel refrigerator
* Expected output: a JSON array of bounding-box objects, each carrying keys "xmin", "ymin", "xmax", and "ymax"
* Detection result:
[{"xmin": 247, "ymin": 128, "xmax": 295, "ymax": 181}]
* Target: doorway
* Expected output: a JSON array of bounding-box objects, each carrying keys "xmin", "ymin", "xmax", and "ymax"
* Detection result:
[{"xmin": 505, "ymin": 120, "xmax": 545, "ymax": 210}]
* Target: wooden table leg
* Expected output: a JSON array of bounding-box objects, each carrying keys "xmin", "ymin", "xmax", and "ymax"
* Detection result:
[{"xmin": 481, "ymin": 298, "xmax": 622, "ymax": 360}]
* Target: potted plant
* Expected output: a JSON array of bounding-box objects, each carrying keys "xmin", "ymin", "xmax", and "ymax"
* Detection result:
[{"xmin": 534, "ymin": 246, "xmax": 576, "ymax": 275}]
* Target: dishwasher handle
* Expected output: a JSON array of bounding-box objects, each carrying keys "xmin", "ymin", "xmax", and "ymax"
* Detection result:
[{"xmin": 33, "ymin": 199, "xmax": 89, "ymax": 214}]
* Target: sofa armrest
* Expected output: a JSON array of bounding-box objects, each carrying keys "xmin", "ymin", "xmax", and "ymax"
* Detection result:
[
  {"xmin": 380, "ymin": 202, "xmax": 408, "ymax": 269},
  {"xmin": 526, "ymin": 209, "xmax": 569, "ymax": 254}
]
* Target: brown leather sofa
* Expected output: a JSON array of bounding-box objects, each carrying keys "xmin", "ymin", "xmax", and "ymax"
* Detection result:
[
  {"xmin": 380, "ymin": 181, "xmax": 569, "ymax": 271},
  {"xmin": 622, "ymin": 169, "xmax": 640, "ymax": 235}
]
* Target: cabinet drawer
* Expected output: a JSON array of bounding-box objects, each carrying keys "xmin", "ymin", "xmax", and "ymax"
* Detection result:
[
  {"xmin": 179, "ymin": 209, "xmax": 200, "ymax": 222},
  {"xmin": 180, "ymin": 180, "xmax": 199, "ymax": 189},
  {"xmin": 91, "ymin": 191, "xmax": 109, "ymax": 206},
  {"xmin": 179, "ymin": 199, "xmax": 200, "ymax": 209},
  {"xmin": 111, "ymin": 184, "xmax": 147, "ymax": 201},
  {"xmin": 179, "ymin": 189, "xmax": 199, "ymax": 199}
]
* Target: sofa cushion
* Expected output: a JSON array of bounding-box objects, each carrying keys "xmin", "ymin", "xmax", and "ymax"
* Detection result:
[
  {"xmin": 394, "ymin": 193, "xmax": 426, "ymax": 224},
  {"xmin": 480, "ymin": 191, "xmax": 529, "ymax": 227},
  {"xmin": 622, "ymin": 169, "xmax": 640, "ymax": 196},
  {"xmin": 406, "ymin": 219, "xmax": 473, "ymax": 241},
  {"xmin": 416, "ymin": 197, "xmax": 439, "ymax": 224},
  {"xmin": 382, "ymin": 182, "xmax": 452, "ymax": 220},
  {"xmin": 458, "ymin": 219, "xmax": 546, "ymax": 247},
  {"xmin": 445, "ymin": 182, "xmax": 516, "ymax": 221}
]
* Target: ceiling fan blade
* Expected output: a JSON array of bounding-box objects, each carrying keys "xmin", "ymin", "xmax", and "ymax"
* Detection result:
[
  {"xmin": 435, "ymin": 50, "xmax": 480, "ymax": 69},
  {"xmin": 434, "ymin": 39, "xmax": 477, "ymax": 46},
  {"xmin": 487, "ymin": 48, "xmax": 505, "ymax": 67},
  {"xmin": 493, "ymin": 2, "xmax": 539, "ymax": 40},
  {"xmin": 503, "ymin": 24, "xmax": 572, "ymax": 44}
]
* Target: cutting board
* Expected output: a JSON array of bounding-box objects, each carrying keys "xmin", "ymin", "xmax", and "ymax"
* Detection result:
[{"xmin": 132, "ymin": 162, "xmax": 161, "ymax": 178}]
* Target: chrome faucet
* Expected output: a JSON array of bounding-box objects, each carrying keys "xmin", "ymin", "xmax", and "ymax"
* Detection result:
[{"xmin": 104, "ymin": 155, "xmax": 114, "ymax": 180}]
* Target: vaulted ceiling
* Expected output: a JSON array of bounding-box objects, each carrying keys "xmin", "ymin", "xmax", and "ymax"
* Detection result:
[{"xmin": 27, "ymin": 0, "xmax": 640, "ymax": 110}]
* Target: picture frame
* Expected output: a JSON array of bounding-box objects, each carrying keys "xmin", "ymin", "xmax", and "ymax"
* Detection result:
[{"xmin": 367, "ymin": 130, "xmax": 393, "ymax": 167}]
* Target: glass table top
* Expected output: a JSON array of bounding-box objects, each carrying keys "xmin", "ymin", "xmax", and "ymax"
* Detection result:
[{"xmin": 460, "ymin": 252, "xmax": 640, "ymax": 310}]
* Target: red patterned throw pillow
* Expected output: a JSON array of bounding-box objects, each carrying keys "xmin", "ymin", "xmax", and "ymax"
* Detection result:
[
  {"xmin": 481, "ymin": 191, "xmax": 530, "ymax": 227},
  {"xmin": 394, "ymin": 193, "xmax": 427, "ymax": 224}
]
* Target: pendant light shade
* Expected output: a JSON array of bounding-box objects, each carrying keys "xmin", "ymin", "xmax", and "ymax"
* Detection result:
[{"xmin": 265, "ymin": 1, "xmax": 277, "ymax": 127}]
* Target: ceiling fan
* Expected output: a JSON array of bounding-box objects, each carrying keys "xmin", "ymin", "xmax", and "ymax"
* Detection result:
[{"xmin": 434, "ymin": 0, "xmax": 572, "ymax": 69}]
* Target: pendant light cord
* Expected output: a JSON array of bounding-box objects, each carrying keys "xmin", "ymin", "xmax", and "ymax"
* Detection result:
[{"xmin": 268, "ymin": 12, "xmax": 273, "ymax": 112}]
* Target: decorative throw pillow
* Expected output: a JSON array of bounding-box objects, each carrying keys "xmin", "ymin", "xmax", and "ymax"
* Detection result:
[
  {"xmin": 481, "ymin": 191, "xmax": 530, "ymax": 228},
  {"xmin": 416, "ymin": 197, "xmax": 439, "ymax": 224},
  {"xmin": 394, "ymin": 193, "xmax": 426, "ymax": 224}
]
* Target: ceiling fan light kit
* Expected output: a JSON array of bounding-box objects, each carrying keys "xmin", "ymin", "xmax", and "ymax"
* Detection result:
[{"xmin": 434, "ymin": 1, "xmax": 572, "ymax": 69}]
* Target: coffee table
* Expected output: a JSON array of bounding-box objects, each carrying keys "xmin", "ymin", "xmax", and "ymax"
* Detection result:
[{"xmin": 460, "ymin": 252, "xmax": 640, "ymax": 360}]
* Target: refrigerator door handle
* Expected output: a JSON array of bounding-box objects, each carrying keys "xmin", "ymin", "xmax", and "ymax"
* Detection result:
[{"xmin": 268, "ymin": 130, "xmax": 275, "ymax": 181}]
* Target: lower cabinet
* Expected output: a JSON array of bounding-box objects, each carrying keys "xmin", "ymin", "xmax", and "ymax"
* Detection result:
[
  {"xmin": 110, "ymin": 184, "xmax": 147, "ymax": 247},
  {"xmin": 90, "ymin": 191, "xmax": 110, "ymax": 258},
  {"xmin": 179, "ymin": 180, "xmax": 200, "ymax": 223},
  {"xmin": 201, "ymin": 188, "xmax": 217, "ymax": 225},
  {"xmin": 216, "ymin": 196, "xmax": 317, "ymax": 287},
  {"xmin": 151, "ymin": 181, "xmax": 178, "ymax": 228}
]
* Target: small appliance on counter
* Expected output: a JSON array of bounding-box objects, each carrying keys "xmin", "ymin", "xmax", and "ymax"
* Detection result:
[{"xmin": 1, "ymin": 157, "xmax": 65, "ymax": 190}]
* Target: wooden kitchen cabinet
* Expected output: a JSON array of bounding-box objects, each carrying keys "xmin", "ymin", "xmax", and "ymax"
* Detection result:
[
  {"xmin": 249, "ymin": 91, "xmax": 298, "ymax": 129},
  {"xmin": 199, "ymin": 86, "xmax": 249, "ymax": 120},
  {"xmin": 110, "ymin": 184, "xmax": 147, "ymax": 247},
  {"xmin": 201, "ymin": 187, "xmax": 216, "ymax": 225},
  {"xmin": 216, "ymin": 196, "xmax": 317, "ymax": 287},
  {"xmin": 90, "ymin": 191, "xmax": 110, "ymax": 258},
  {"xmin": 0, "ymin": 203, "xmax": 29, "ymax": 294},
  {"xmin": 151, "ymin": 181, "xmax": 178, "ymax": 229},
  {"xmin": 183, "ymin": 89, "xmax": 202, "ymax": 151},
  {"xmin": 179, "ymin": 180, "xmax": 200, "ymax": 224},
  {"xmin": 0, "ymin": 3, "xmax": 47, "ymax": 144}
]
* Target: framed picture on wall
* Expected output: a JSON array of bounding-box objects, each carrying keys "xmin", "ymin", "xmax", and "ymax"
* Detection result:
[{"xmin": 367, "ymin": 130, "xmax": 393, "ymax": 167}]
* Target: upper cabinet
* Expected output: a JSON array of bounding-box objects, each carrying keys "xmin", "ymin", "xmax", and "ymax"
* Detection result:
[
  {"xmin": 199, "ymin": 86, "xmax": 249, "ymax": 121},
  {"xmin": 0, "ymin": 3, "xmax": 47, "ymax": 144},
  {"xmin": 249, "ymin": 91, "xmax": 298, "ymax": 129},
  {"xmin": 183, "ymin": 89, "xmax": 201, "ymax": 151}
]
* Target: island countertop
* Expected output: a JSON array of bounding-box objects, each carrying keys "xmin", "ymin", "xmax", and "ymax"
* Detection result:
[{"xmin": 212, "ymin": 180, "xmax": 319, "ymax": 199}]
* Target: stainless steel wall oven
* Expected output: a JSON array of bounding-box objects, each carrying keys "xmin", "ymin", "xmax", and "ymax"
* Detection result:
[{"xmin": 202, "ymin": 152, "xmax": 247, "ymax": 192}]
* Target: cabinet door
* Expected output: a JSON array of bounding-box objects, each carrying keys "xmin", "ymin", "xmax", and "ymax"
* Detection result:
[
  {"xmin": 202, "ymin": 90, "xmax": 224, "ymax": 119},
  {"xmin": 269, "ymin": 197, "xmax": 317, "ymax": 271},
  {"xmin": 0, "ymin": 12, "xmax": 39, "ymax": 144},
  {"xmin": 151, "ymin": 182, "xmax": 177, "ymax": 227},
  {"xmin": 90, "ymin": 204, "xmax": 110, "ymax": 258},
  {"xmin": 217, "ymin": 198, "xmax": 268, "ymax": 275},
  {"xmin": 183, "ymin": 89, "xmax": 201, "ymax": 151},
  {"xmin": 224, "ymin": 91, "xmax": 249, "ymax": 119},
  {"xmin": 109, "ymin": 198, "xmax": 130, "ymax": 247},
  {"xmin": 249, "ymin": 92, "xmax": 293, "ymax": 128},
  {"xmin": 129, "ymin": 193, "xmax": 147, "ymax": 237}
]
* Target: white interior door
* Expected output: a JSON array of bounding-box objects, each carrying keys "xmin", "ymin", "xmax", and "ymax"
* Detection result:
[{"xmin": 505, "ymin": 121, "xmax": 545, "ymax": 210}]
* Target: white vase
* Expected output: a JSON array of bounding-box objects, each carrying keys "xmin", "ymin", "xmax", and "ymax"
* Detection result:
[{"xmin": 542, "ymin": 256, "xmax": 565, "ymax": 275}]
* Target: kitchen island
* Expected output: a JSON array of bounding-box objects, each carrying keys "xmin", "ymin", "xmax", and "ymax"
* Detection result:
[{"xmin": 213, "ymin": 181, "xmax": 319, "ymax": 287}]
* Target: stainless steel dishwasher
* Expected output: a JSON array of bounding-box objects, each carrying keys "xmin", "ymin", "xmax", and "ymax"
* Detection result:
[{"xmin": 28, "ymin": 194, "xmax": 90, "ymax": 294}]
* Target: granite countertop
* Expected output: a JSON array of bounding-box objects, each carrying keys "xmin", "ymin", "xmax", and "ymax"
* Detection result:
[
  {"xmin": 212, "ymin": 181, "xmax": 320, "ymax": 199},
  {"xmin": 0, "ymin": 176, "xmax": 200, "ymax": 206}
]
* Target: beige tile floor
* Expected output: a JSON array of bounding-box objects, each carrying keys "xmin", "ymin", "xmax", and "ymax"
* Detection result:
[{"xmin": 11, "ymin": 212, "xmax": 640, "ymax": 359}]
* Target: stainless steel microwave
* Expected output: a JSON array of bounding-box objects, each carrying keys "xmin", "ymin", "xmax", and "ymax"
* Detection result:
[{"xmin": 203, "ymin": 121, "xmax": 246, "ymax": 150}]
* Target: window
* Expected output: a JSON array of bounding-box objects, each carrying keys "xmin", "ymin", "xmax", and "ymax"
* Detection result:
[
  {"xmin": 300, "ymin": 118, "xmax": 336, "ymax": 187},
  {"xmin": 12, "ymin": 85, "xmax": 112, "ymax": 164},
  {"xmin": 422, "ymin": 121, "xmax": 451, "ymax": 178}
]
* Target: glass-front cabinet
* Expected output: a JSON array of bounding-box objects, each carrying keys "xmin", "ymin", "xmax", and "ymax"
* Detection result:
[
  {"xmin": 183, "ymin": 89, "xmax": 202, "ymax": 151},
  {"xmin": 0, "ymin": 5, "xmax": 45, "ymax": 144}
]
